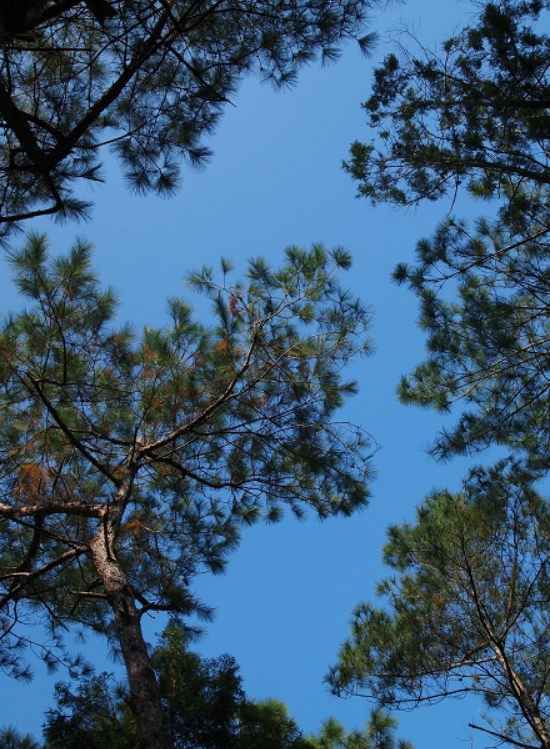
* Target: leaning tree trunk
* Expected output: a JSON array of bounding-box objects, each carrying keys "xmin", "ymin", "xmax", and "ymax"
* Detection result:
[{"xmin": 89, "ymin": 468, "xmax": 173, "ymax": 749}]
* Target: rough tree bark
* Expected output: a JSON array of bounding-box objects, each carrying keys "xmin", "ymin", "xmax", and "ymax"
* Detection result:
[{"xmin": 89, "ymin": 456, "xmax": 173, "ymax": 749}]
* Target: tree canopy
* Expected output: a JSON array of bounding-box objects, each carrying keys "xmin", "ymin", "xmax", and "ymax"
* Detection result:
[
  {"xmin": 43, "ymin": 621, "xmax": 311, "ymax": 749},
  {"xmin": 339, "ymin": 0, "xmax": 550, "ymax": 468},
  {"xmin": 0, "ymin": 728, "xmax": 41, "ymax": 749},
  {"xmin": 0, "ymin": 0, "xmax": 379, "ymax": 242},
  {"xmin": 393, "ymin": 206, "xmax": 550, "ymax": 468},
  {"xmin": 329, "ymin": 460, "xmax": 550, "ymax": 749},
  {"xmin": 0, "ymin": 233, "xmax": 372, "ymax": 749},
  {"xmin": 309, "ymin": 712, "xmax": 412, "ymax": 749},
  {"xmin": 329, "ymin": 3, "xmax": 550, "ymax": 748},
  {"xmin": 8, "ymin": 621, "xmax": 412, "ymax": 749},
  {"xmin": 345, "ymin": 0, "xmax": 550, "ymax": 208}
]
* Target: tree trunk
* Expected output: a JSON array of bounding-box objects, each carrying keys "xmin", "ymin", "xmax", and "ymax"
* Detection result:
[{"xmin": 90, "ymin": 524, "xmax": 173, "ymax": 749}]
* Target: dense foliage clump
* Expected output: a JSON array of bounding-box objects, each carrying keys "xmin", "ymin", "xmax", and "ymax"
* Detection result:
[{"xmin": 0, "ymin": 0, "xmax": 379, "ymax": 240}]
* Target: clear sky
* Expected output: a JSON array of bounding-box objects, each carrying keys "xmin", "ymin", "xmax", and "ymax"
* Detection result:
[{"xmin": 0, "ymin": 0, "xmax": 490, "ymax": 745}]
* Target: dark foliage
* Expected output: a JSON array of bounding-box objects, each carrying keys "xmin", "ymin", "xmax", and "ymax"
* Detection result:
[{"xmin": 0, "ymin": 0, "xmax": 379, "ymax": 241}]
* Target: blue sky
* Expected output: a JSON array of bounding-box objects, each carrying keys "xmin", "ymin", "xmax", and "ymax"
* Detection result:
[{"xmin": 0, "ymin": 0, "xmax": 490, "ymax": 745}]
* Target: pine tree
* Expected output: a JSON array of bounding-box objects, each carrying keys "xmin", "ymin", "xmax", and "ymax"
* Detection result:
[
  {"xmin": 31, "ymin": 622, "xmax": 412, "ymax": 749},
  {"xmin": 345, "ymin": 0, "xmax": 550, "ymax": 209},
  {"xmin": 308, "ymin": 712, "xmax": 412, "ymax": 749},
  {"xmin": 42, "ymin": 621, "xmax": 312, "ymax": 749},
  {"xmin": 342, "ymin": 0, "xmax": 550, "ymax": 468},
  {"xmin": 0, "ymin": 233, "xmax": 373, "ymax": 749},
  {"xmin": 0, "ymin": 727, "xmax": 42, "ymax": 749},
  {"xmin": 328, "ymin": 460, "xmax": 550, "ymax": 749},
  {"xmin": 329, "ymin": 6, "xmax": 550, "ymax": 746},
  {"xmin": 0, "ymin": 0, "xmax": 379, "ymax": 242}
]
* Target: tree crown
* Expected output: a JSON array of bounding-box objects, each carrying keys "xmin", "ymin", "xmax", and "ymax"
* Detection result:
[
  {"xmin": 329, "ymin": 460, "xmax": 550, "ymax": 749},
  {"xmin": 0, "ymin": 233, "xmax": 373, "ymax": 677},
  {"xmin": 0, "ymin": 0, "xmax": 379, "ymax": 241}
]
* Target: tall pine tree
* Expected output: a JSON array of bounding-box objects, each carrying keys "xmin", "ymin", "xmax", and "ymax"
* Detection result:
[{"xmin": 0, "ymin": 234, "xmax": 373, "ymax": 749}]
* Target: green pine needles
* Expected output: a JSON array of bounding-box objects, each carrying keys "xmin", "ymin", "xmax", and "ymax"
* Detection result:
[
  {"xmin": 0, "ymin": 0, "xmax": 380, "ymax": 241},
  {"xmin": 0, "ymin": 233, "xmax": 373, "ymax": 749},
  {"xmin": 331, "ymin": 3, "xmax": 550, "ymax": 748}
]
